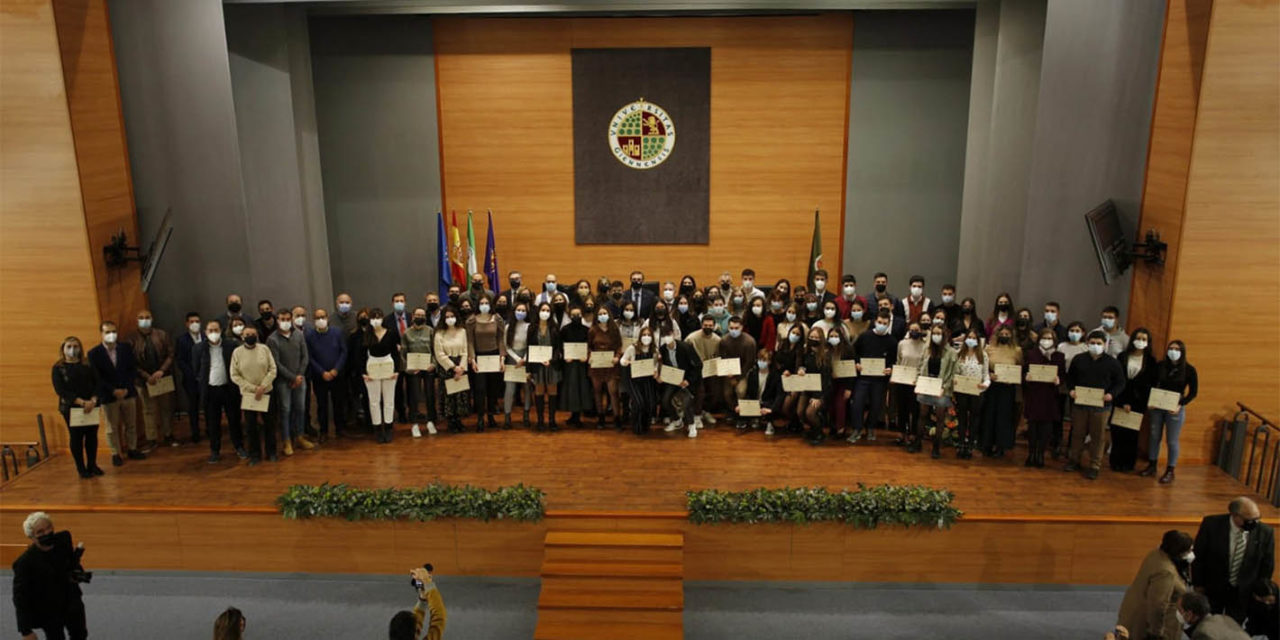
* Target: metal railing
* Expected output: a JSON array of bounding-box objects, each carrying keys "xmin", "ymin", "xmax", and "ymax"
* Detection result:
[
  {"xmin": 1217, "ymin": 403, "xmax": 1280, "ymax": 507},
  {"xmin": 0, "ymin": 414, "xmax": 52, "ymax": 482}
]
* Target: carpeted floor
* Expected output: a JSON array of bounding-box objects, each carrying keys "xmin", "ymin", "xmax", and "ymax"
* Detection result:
[{"xmin": 0, "ymin": 571, "xmax": 1123, "ymax": 639}]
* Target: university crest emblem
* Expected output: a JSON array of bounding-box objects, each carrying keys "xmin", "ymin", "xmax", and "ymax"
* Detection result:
[{"xmin": 608, "ymin": 98, "xmax": 676, "ymax": 169}]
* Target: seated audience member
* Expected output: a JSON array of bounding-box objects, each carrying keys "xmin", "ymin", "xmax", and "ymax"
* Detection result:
[
  {"xmin": 1117, "ymin": 530, "xmax": 1193, "ymax": 640},
  {"xmin": 389, "ymin": 567, "xmax": 446, "ymax": 640},
  {"xmin": 659, "ymin": 329, "xmax": 702, "ymax": 438},
  {"xmin": 737, "ymin": 347, "xmax": 784, "ymax": 435},
  {"xmin": 1176, "ymin": 592, "xmax": 1249, "ymax": 640},
  {"xmin": 1064, "ymin": 331, "xmax": 1125, "ymax": 480},
  {"xmin": 1245, "ymin": 579, "xmax": 1278, "ymax": 640},
  {"xmin": 213, "ymin": 606, "xmax": 246, "ymax": 640}
]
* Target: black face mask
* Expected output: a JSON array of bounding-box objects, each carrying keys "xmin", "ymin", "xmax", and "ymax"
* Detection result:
[
  {"xmin": 261, "ymin": 311, "xmax": 273, "ymax": 320},
  {"xmin": 553, "ymin": 303, "xmax": 566, "ymax": 311},
  {"xmin": 358, "ymin": 317, "xmax": 370, "ymax": 327},
  {"xmin": 517, "ymin": 295, "xmax": 531, "ymax": 304},
  {"xmin": 1242, "ymin": 518, "xmax": 1260, "ymax": 532},
  {"xmin": 962, "ymin": 307, "xmax": 974, "ymax": 315},
  {"xmin": 997, "ymin": 303, "xmax": 1011, "ymax": 312},
  {"xmin": 1015, "ymin": 319, "xmax": 1030, "ymax": 329},
  {"xmin": 472, "ymin": 282, "xmax": 484, "ymax": 290},
  {"xmin": 655, "ymin": 310, "xmax": 667, "ymax": 319},
  {"xmin": 426, "ymin": 303, "xmax": 439, "ymax": 313},
  {"xmin": 875, "ymin": 284, "xmax": 887, "ymax": 293},
  {"xmin": 570, "ymin": 315, "xmax": 582, "ymax": 322},
  {"xmin": 244, "ymin": 335, "xmax": 259, "ymax": 346},
  {"xmin": 228, "ymin": 302, "xmax": 242, "ymax": 314},
  {"xmin": 680, "ymin": 284, "xmax": 694, "ymax": 294},
  {"xmin": 509, "ymin": 279, "xmax": 521, "ymax": 289},
  {"xmin": 997, "ymin": 336, "xmax": 1011, "ymax": 345},
  {"xmin": 611, "ymin": 292, "xmax": 622, "ymax": 300},
  {"xmin": 909, "ymin": 331, "xmax": 924, "ymax": 339},
  {"xmin": 632, "ymin": 281, "xmax": 643, "ymax": 289},
  {"xmin": 36, "ymin": 532, "xmax": 56, "ymax": 547},
  {"xmin": 412, "ymin": 317, "xmax": 426, "ymax": 326},
  {"xmin": 702, "ymin": 327, "xmax": 714, "ymax": 335},
  {"xmin": 808, "ymin": 339, "xmax": 822, "ymax": 347}
]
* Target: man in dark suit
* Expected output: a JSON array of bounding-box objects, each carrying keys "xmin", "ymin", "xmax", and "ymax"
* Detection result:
[
  {"xmin": 218, "ymin": 293, "xmax": 249, "ymax": 340},
  {"xmin": 626, "ymin": 270, "xmax": 657, "ymax": 319},
  {"xmin": 175, "ymin": 311, "xmax": 203, "ymax": 444},
  {"xmin": 195, "ymin": 319, "xmax": 243, "ymax": 462},
  {"xmin": 87, "ymin": 321, "xmax": 144, "ymax": 467},
  {"xmin": 658, "ymin": 332, "xmax": 702, "ymax": 438},
  {"xmin": 12, "ymin": 512, "xmax": 88, "ymax": 640},
  {"xmin": 1193, "ymin": 497, "xmax": 1276, "ymax": 622},
  {"xmin": 500, "ymin": 270, "xmax": 523, "ymax": 309}
]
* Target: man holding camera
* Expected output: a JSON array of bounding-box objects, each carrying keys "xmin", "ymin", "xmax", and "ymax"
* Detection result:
[
  {"xmin": 12, "ymin": 512, "xmax": 89, "ymax": 640},
  {"xmin": 388, "ymin": 566, "xmax": 446, "ymax": 640}
]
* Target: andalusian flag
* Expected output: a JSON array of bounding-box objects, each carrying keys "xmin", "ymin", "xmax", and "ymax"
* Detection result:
[
  {"xmin": 448, "ymin": 210, "xmax": 466, "ymax": 287},
  {"xmin": 806, "ymin": 209, "xmax": 822, "ymax": 289},
  {"xmin": 465, "ymin": 210, "xmax": 479, "ymax": 281}
]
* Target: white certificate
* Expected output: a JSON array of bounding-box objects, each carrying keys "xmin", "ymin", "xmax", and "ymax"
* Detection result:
[
  {"xmin": 241, "ymin": 392, "xmax": 270, "ymax": 413},
  {"xmin": 782, "ymin": 373, "xmax": 822, "ymax": 392},
  {"xmin": 861, "ymin": 358, "xmax": 887, "ymax": 376},
  {"xmin": 1148, "ymin": 388, "xmax": 1182, "ymax": 412},
  {"xmin": 476, "ymin": 355, "xmax": 501, "ymax": 373},
  {"xmin": 954, "ymin": 375, "xmax": 984, "ymax": 396},
  {"xmin": 367, "ymin": 360, "xmax": 395, "ymax": 380},
  {"xmin": 994, "ymin": 363, "xmax": 1022, "ymax": 384},
  {"xmin": 717, "ymin": 358, "xmax": 741, "ymax": 377},
  {"xmin": 915, "ymin": 376, "xmax": 944, "ymax": 397},
  {"xmin": 69, "ymin": 406, "xmax": 100, "ymax": 427},
  {"xmin": 630, "ymin": 358, "xmax": 656, "ymax": 378},
  {"xmin": 406, "ymin": 353, "xmax": 433, "ymax": 371},
  {"xmin": 563, "ymin": 342, "xmax": 588, "ymax": 362},
  {"xmin": 149, "ymin": 375, "xmax": 175, "ymax": 396},
  {"xmin": 1026, "ymin": 364, "xmax": 1057, "ymax": 384},
  {"xmin": 738, "ymin": 400, "xmax": 762, "ymax": 417},
  {"xmin": 1075, "ymin": 386, "xmax": 1105, "ymax": 408},
  {"xmin": 659, "ymin": 365, "xmax": 685, "ymax": 386},
  {"xmin": 589, "ymin": 351, "xmax": 616, "ymax": 369},
  {"xmin": 528, "ymin": 345, "xmax": 553, "ymax": 364},
  {"xmin": 1110, "ymin": 408, "xmax": 1143, "ymax": 431},
  {"xmin": 889, "ymin": 365, "xmax": 918, "ymax": 386},
  {"xmin": 701, "ymin": 358, "xmax": 721, "ymax": 378},
  {"xmin": 503, "ymin": 366, "xmax": 527, "ymax": 384},
  {"xmin": 445, "ymin": 376, "xmax": 470, "ymax": 395},
  {"xmin": 832, "ymin": 359, "xmax": 859, "ymax": 379}
]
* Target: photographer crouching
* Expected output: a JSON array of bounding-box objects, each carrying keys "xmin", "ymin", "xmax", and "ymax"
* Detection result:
[
  {"xmin": 388, "ymin": 565, "xmax": 447, "ymax": 640},
  {"xmin": 12, "ymin": 512, "xmax": 90, "ymax": 640}
]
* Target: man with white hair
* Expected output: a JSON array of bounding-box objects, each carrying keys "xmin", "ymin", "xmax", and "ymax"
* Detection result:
[
  {"xmin": 1192, "ymin": 497, "xmax": 1276, "ymax": 622},
  {"xmin": 12, "ymin": 512, "xmax": 88, "ymax": 640}
]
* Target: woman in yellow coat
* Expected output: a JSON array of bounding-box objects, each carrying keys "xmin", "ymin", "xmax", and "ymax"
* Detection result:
[{"xmin": 1118, "ymin": 530, "xmax": 1193, "ymax": 640}]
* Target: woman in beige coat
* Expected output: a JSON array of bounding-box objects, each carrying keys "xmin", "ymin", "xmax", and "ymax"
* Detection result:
[{"xmin": 1118, "ymin": 530, "xmax": 1193, "ymax": 640}]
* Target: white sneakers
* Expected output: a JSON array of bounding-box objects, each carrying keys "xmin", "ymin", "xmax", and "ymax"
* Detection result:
[
  {"xmin": 687, "ymin": 423, "xmax": 698, "ymax": 438},
  {"xmin": 426, "ymin": 421, "xmax": 437, "ymax": 435},
  {"xmin": 765, "ymin": 424, "xmax": 775, "ymax": 436},
  {"xmin": 411, "ymin": 424, "xmax": 422, "ymax": 438},
  {"xmin": 664, "ymin": 420, "xmax": 682, "ymax": 433}
]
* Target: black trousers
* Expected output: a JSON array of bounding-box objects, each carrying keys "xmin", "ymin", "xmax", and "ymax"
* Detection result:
[
  {"xmin": 955, "ymin": 393, "xmax": 983, "ymax": 444},
  {"xmin": 60, "ymin": 411, "xmax": 99, "ymax": 474},
  {"xmin": 30, "ymin": 599, "xmax": 87, "ymax": 640},
  {"xmin": 892, "ymin": 383, "xmax": 919, "ymax": 438},
  {"xmin": 243, "ymin": 397, "xmax": 276, "ymax": 460},
  {"xmin": 405, "ymin": 371, "xmax": 438, "ymax": 421},
  {"xmin": 311, "ymin": 374, "xmax": 348, "ymax": 435},
  {"xmin": 850, "ymin": 378, "xmax": 888, "ymax": 435},
  {"xmin": 204, "ymin": 384, "xmax": 242, "ymax": 454},
  {"xmin": 182, "ymin": 375, "xmax": 201, "ymax": 438}
]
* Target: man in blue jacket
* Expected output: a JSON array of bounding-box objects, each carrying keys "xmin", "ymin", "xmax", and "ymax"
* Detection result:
[{"xmin": 87, "ymin": 321, "xmax": 145, "ymax": 467}]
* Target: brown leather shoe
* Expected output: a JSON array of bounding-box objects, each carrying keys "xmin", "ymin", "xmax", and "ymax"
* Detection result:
[{"xmin": 1158, "ymin": 467, "xmax": 1175, "ymax": 484}]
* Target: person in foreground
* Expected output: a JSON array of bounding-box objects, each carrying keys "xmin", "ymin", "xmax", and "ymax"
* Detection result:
[
  {"xmin": 213, "ymin": 606, "xmax": 246, "ymax": 640},
  {"xmin": 12, "ymin": 511, "xmax": 89, "ymax": 640},
  {"xmin": 389, "ymin": 566, "xmax": 446, "ymax": 640},
  {"xmin": 1192, "ymin": 497, "xmax": 1276, "ymax": 622},
  {"xmin": 1117, "ymin": 529, "xmax": 1193, "ymax": 640},
  {"xmin": 1176, "ymin": 592, "xmax": 1249, "ymax": 640}
]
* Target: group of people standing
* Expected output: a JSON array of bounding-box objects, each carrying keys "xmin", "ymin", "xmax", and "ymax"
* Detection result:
[{"xmin": 50, "ymin": 268, "xmax": 1197, "ymax": 481}]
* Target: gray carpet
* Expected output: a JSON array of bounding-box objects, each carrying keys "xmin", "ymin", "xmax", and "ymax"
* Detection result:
[{"xmin": 0, "ymin": 571, "xmax": 1123, "ymax": 639}]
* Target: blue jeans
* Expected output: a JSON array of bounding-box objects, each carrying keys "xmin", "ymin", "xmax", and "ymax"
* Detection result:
[
  {"xmin": 276, "ymin": 378, "xmax": 307, "ymax": 441},
  {"xmin": 1147, "ymin": 406, "xmax": 1185, "ymax": 466}
]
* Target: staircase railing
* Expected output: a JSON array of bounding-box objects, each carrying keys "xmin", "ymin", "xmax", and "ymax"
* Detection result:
[{"xmin": 1217, "ymin": 402, "xmax": 1280, "ymax": 507}]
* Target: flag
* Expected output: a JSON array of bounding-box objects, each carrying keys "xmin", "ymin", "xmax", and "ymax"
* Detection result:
[
  {"xmin": 449, "ymin": 210, "xmax": 466, "ymax": 287},
  {"xmin": 465, "ymin": 210, "xmax": 479, "ymax": 281},
  {"xmin": 483, "ymin": 210, "xmax": 499, "ymax": 293},
  {"xmin": 806, "ymin": 209, "xmax": 823, "ymax": 289},
  {"xmin": 436, "ymin": 211, "xmax": 451, "ymax": 298}
]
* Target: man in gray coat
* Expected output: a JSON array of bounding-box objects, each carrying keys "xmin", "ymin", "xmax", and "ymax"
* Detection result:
[{"xmin": 268, "ymin": 308, "xmax": 310, "ymax": 454}]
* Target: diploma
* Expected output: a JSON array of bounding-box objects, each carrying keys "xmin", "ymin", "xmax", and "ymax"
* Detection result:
[
  {"xmin": 630, "ymin": 357, "xmax": 656, "ymax": 378},
  {"xmin": 563, "ymin": 342, "xmax": 588, "ymax": 362},
  {"xmin": 659, "ymin": 365, "xmax": 685, "ymax": 386},
  {"xmin": 782, "ymin": 373, "xmax": 822, "ymax": 392},
  {"xmin": 994, "ymin": 363, "xmax": 1023, "ymax": 384},
  {"xmin": 1075, "ymin": 386, "xmax": 1105, "ymax": 408},
  {"xmin": 620, "ymin": 336, "xmax": 635, "ymax": 353},
  {"xmin": 503, "ymin": 366, "xmax": 528, "ymax": 384},
  {"xmin": 1110, "ymin": 407, "xmax": 1143, "ymax": 431},
  {"xmin": 889, "ymin": 365, "xmax": 918, "ymax": 386},
  {"xmin": 528, "ymin": 345, "xmax": 553, "ymax": 364},
  {"xmin": 914, "ymin": 376, "xmax": 944, "ymax": 397},
  {"xmin": 953, "ymin": 375, "xmax": 984, "ymax": 396},
  {"xmin": 1026, "ymin": 364, "xmax": 1058, "ymax": 384},
  {"xmin": 702, "ymin": 358, "xmax": 721, "ymax": 378},
  {"xmin": 445, "ymin": 375, "xmax": 470, "ymax": 395},
  {"xmin": 476, "ymin": 355, "xmax": 501, "ymax": 373},
  {"xmin": 149, "ymin": 375, "xmax": 175, "ymax": 396},
  {"xmin": 717, "ymin": 358, "xmax": 741, "ymax": 377},
  {"xmin": 241, "ymin": 392, "xmax": 270, "ymax": 413},
  {"xmin": 367, "ymin": 360, "xmax": 395, "ymax": 380},
  {"xmin": 738, "ymin": 400, "xmax": 762, "ymax": 417},
  {"xmin": 406, "ymin": 353, "xmax": 433, "ymax": 371},
  {"xmin": 861, "ymin": 358, "xmax": 887, "ymax": 376},
  {"xmin": 832, "ymin": 359, "xmax": 859, "ymax": 379},
  {"xmin": 1148, "ymin": 388, "xmax": 1182, "ymax": 413},
  {"xmin": 69, "ymin": 406, "xmax": 100, "ymax": 427},
  {"xmin": 589, "ymin": 350, "xmax": 616, "ymax": 369}
]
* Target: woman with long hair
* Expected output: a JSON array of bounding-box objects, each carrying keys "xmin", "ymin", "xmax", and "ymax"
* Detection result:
[
  {"xmin": 502, "ymin": 301, "xmax": 532, "ymax": 428},
  {"xmin": 432, "ymin": 306, "xmax": 472, "ymax": 433},
  {"xmin": 1141, "ymin": 339, "xmax": 1197, "ymax": 484},
  {"xmin": 985, "ymin": 292, "xmax": 1014, "ymax": 338},
  {"xmin": 981, "ymin": 324, "xmax": 1022, "ymax": 458},
  {"xmin": 52, "ymin": 336, "xmax": 102, "ymax": 478},
  {"xmin": 587, "ymin": 306, "xmax": 623, "ymax": 428},
  {"xmin": 466, "ymin": 293, "xmax": 507, "ymax": 432},
  {"xmin": 621, "ymin": 325, "xmax": 661, "ymax": 435},
  {"xmin": 1022, "ymin": 328, "xmax": 1066, "ymax": 468},
  {"xmin": 953, "ymin": 328, "xmax": 990, "ymax": 459},
  {"xmin": 527, "ymin": 301, "xmax": 562, "ymax": 431},
  {"xmin": 213, "ymin": 606, "xmax": 246, "ymax": 640},
  {"xmin": 359, "ymin": 308, "xmax": 401, "ymax": 443},
  {"xmin": 917, "ymin": 323, "xmax": 957, "ymax": 459},
  {"xmin": 744, "ymin": 296, "xmax": 777, "ymax": 353},
  {"xmin": 1112, "ymin": 327, "xmax": 1157, "ymax": 473},
  {"xmin": 797, "ymin": 326, "xmax": 832, "ymax": 445}
]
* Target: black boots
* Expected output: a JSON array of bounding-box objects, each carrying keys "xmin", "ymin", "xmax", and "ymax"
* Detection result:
[{"xmin": 1159, "ymin": 466, "xmax": 1175, "ymax": 484}]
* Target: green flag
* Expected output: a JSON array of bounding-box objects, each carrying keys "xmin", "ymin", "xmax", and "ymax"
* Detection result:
[
  {"xmin": 465, "ymin": 210, "xmax": 479, "ymax": 281},
  {"xmin": 806, "ymin": 209, "xmax": 822, "ymax": 289}
]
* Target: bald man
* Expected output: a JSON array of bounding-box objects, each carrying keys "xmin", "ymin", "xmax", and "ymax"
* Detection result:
[{"xmin": 1192, "ymin": 497, "xmax": 1275, "ymax": 622}]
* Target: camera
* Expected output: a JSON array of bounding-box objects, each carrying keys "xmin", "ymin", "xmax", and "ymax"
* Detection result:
[
  {"xmin": 409, "ymin": 563, "xmax": 434, "ymax": 590},
  {"xmin": 71, "ymin": 544, "xmax": 92, "ymax": 584}
]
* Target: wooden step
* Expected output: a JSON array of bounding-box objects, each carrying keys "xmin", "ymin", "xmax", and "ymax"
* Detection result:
[
  {"xmin": 544, "ymin": 531, "xmax": 683, "ymax": 548},
  {"xmin": 535, "ymin": 608, "xmax": 683, "ymax": 626},
  {"xmin": 538, "ymin": 583, "xmax": 683, "ymax": 611},
  {"xmin": 534, "ymin": 619, "xmax": 683, "ymax": 640},
  {"xmin": 543, "ymin": 544, "xmax": 682, "ymax": 565},
  {"xmin": 541, "ymin": 560, "xmax": 684, "ymax": 579},
  {"xmin": 540, "ymin": 575, "xmax": 683, "ymax": 595}
]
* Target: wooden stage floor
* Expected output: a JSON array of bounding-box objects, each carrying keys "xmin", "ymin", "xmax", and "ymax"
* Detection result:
[{"xmin": 3, "ymin": 419, "xmax": 1275, "ymax": 520}]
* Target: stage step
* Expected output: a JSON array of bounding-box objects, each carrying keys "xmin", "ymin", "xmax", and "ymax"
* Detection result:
[{"xmin": 535, "ymin": 530, "xmax": 684, "ymax": 640}]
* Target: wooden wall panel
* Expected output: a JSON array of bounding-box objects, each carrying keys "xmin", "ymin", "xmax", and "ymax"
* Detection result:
[
  {"xmin": 1165, "ymin": 0, "xmax": 1280, "ymax": 464},
  {"xmin": 1127, "ymin": 0, "xmax": 1213, "ymax": 350},
  {"xmin": 0, "ymin": 0, "xmax": 101, "ymax": 448},
  {"xmin": 51, "ymin": 0, "xmax": 146, "ymax": 329},
  {"xmin": 434, "ymin": 15, "xmax": 851, "ymax": 289}
]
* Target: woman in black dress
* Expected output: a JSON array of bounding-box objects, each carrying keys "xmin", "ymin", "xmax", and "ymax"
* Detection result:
[{"xmin": 52, "ymin": 336, "xmax": 102, "ymax": 478}]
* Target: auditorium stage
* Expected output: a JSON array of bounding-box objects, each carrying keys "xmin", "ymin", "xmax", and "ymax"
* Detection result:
[{"xmin": 2, "ymin": 419, "xmax": 1276, "ymax": 584}]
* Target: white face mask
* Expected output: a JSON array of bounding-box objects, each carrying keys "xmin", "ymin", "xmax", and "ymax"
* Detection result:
[
  {"xmin": 1043, "ymin": 311, "xmax": 1057, "ymax": 324},
  {"xmin": 823, "ymin": 309, "xmax": 836, "ymax": 319},
  {"xmin": 1167, "ymin": 349, "xmax": 1182, "ymax": 362},
  {"xmin": 827, "ymin": 336, "xmax": 840, "ymax": 346},
  {"xmin": 539, "ymin": 311, "xmax": 551, "ymax": 321},
  {"xmin": 103, "ymin": 332, "xmax": 118, "ymax": 344},
  {"xmin": 910, "ymin": 286, "xmax": 923, "ymax": 298},
  {"xmin": 964, "ymin": 338, "xmax": 979, "ymax": 348},
  {"xmin": 752, "ymin": 306, "xmax": 763, "ymax": 316},
  {"xmin": 663, "ymin": 291, "xmax": 674, "ymax": 302},
  {"xmin": 277, "ymin": 322, "xmax": 291, "ymax": 333},
  {"xmin": 207, "ymin": 332, "xmax": 221, "ymax": 344},
  {"xmin": 932, "ymin": 334, "xmax": 944, "ymax": 345},
  {"xmin": 445, "ymin": 317, "xmax": 457, "ymax": 327},
  {"xmin": 137, "ymin": 318, "xmax": 152, "ymax": 330},
  {"xmin": 640, "ymin": 335, "xmax": 653, "ymax": 346},
  {"xmin": 742, "ymin": 280, "xmax": 753, "ymax": 289},
  {"xmin": 189, "ymin": 321, "xmax": 201, "ymax": 334},
  {"xmin": 478, "ymin": 304, "xmax": 491, "ymax": 314},
  {"xmin": 843, "ymin": 285, "xmax": 856, "ymax": 296},
  {"xmin": 1040, "ymin": 338, "xmax": 1055, "ymax": 350},
  {"xmin": 1068, "ymin": 331, "xmax": 1083, "ymax": 343},
  {"xmin": 1087, "ymin": 343, "xmax": 1105, "ymax": 356},
  {"xmin": 370, "ymin": 318, "xmax": 383, "ymax": 329},
  {"xmin": 785, "ymin": 312, "xmax": 797, "ymax": 322},
  {"xmin": 623, "ymin": 310, "xmax": 635, "ymax": 320},
  {"xmin": 874, "ymin": 323, "xmax": 889, "ymax": 335},
  {"xmin": 661, "ymin": 335, "xmax": 674, "ymax": 346},
  {"xmin": 1182, "ymin": 551, "xmax": 1195, "ymax": 564},
  {"xmin": 293, "ymin": 317, "xmax": 306, "ymax": 328},
  {"xmin": 1101, "ymin": 317, "xmax": 1116, "ymax": 329},
  {"xmin": 315, "ymin": 318, "xmax": 329, "ymax": 330},
  {"xmin": 1133, "ymin": 339, "xmax": 1148, "ymax": 350},
  {"xmin": 232, "ymin": 325, "xmax": 245, "ymax": 336},
  {"xmin": 941, "ymin": 294, "xmax": 954, "ymax": 304},
  {"xmin": 598, "ymin": 313, "xmax": 609, "ymax": 324},
  {"xmin": 813, "ymin": 280, "xmax": 825, "ymax": 290},
  {"xmin": 733, "ymin": 297, "xmax": 744, "ymax": 305}
]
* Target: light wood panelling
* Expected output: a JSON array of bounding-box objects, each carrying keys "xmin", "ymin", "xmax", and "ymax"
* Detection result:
[
  {"xmin": 0, "ymin": 0, "xmax": 101, "ymax": 448},
  {"xmin": 1165, "ymin": 0, "xmax": 1280, "ymax": 464},
  {"xmin": 1127, "ymin": 0, "xmax": 1214, "ymax": 350},
  {"xmin": 434, "ymin": 15, "xmax": 851, "ymax": 288}
]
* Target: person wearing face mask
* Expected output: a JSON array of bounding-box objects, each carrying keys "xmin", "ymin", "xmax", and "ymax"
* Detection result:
[
  {"xmin": 586, "ymin": 307, "xmax": 623, "ymax": 429},
  {"xmin": 867, "ymin": 272, "xmax": 896, "ymax": 315},
  {"xmin": 52, "ymin": 337, "xmax": 102, "ymax": 478},
  {"xmin": 953, "ymin": 296, "xmax": 986, "ymax": 343},
  {"xmin": 876, "ymin": 298, "xmax": 907, "ymax": 341},
  {"xmin": 332, "ymin": 293, "xmax": 358, "ymax": 335},
  {"xmin": 457, "ymin": 299, "xmax": 474, "ymax": 322},
  {"xmin": 1096, "ymin": 306, "xmax": 1130, "ymax": 358},
  {"xmin": 697, "ymin": 295, "xmax": 728, "ymax": 336},
  {"xmin": 465, "ymin": 295, "xmax": 507, "ymax": 432},
  {"xmin": 571, "ymin": 279, "xmax": 596, "ymax": 309},
  {"xmin": 834, "ymin": 274, "xmax": 867, "ymax": 320},
  {"xmin": 13, "ymin": 512, "xmax": 89, "ymax": 640},
  {"xmin": 690, "ymin": 288, "xmax": 708, "ymax": 317},
  {"xmin": 175, "ymin": 311, "xmax": 203, "ymax": 444},
  {"xmin": 679, "ymin": 275, "xmax": 698, "ymax": 299},
  {"xmin": 800, "ymin": 292, "xmax": 823, "ymax": 328},
  {"xmin": 984, "ymin": 293, "xmax": 1014, "ymax": 338},
  {"xmin": 774, "ymin": 325, "xmax": 807, "ymax": 433},
  {"xmin": 952, "ymin": 329, "xmax": 991, "ymax": 459},
  {"xmin": 501, "ymin": 270, "xmax": 523, "ymax": 310},
  {"xmin": 979, "ymin": 326, "xmax": 1022, "ymax": 458},
  {"xmin": 557, "ymin": 306, "xmax": 594, "ymax": 428},
  {"xmin": 1064, "ymin": 331, "xmax": 1126, "ymax": 479},
  {"xmin": 737, "ymin": 347, "xmax": 783, "ymax": 434},
  {"xmin": 1034, "ymin": 301, "xmax": 1067, "ymax": 344},
  {"xmin": 897, "ymin": 275, "xmax": 932, "ymax": 324},
  {"xmin": 493, "ymin": 293, "xmax": 512, "ymax": 322},
  {"xmin": 268, "ymin": 309, "xmax": 312, "ymax": 455},
  {"xmin": 727, "ymin": 286, "xmax": 748, "ymax": 318},
  {"xmin": 88, "ymin": 321, "xmax": 144, "ymax": 467},
  {"xmin": 1012, "ymin": 308, "xmax": 1036, "ymax": 351},
  {"xmin": 1175, "ymin": 592, "xmax": 1250, "ymax": 640},
  {"xmin": 304, "ymin": 309, "xmax": 347, "ymax": 443},
  {"xmin": 916, "ymin": 324, "xmax": 957, "ymax": 459},
  {"xmin": 197, "ymin": 319, "xmax": 245, "ymax": 462},
  {"xmin": 936, "ymin": 284, "xmax": 960, "ymax": 326},
  {"xmin": 431, "ymin": 307, "xmax": 471, "ymax": 433},
  {"xmin": 791, "ymin": 326, "xmax": 832, "ymax": 445},
  {"xmin": 1021, "ymin": 328, "xmax": 1065, "ymax": 468},
  {"xmin": 743, "ymin": 297, "xmax": 777, "ymax": 354},
  {"xmin": 534, "ymin": 274, "xmax": 559, "ymax": 307},
  {"xmin": 230, "ymin": 326, "xmax": 277, "ymax": 464},
  {"xmin": 526, "ymin": 302, "xmax": 563, "ymax": 431},
  {"xmin": 620, "ymin": 326, "xmax": 660, "ymax": 435},
  {"xmin": 775, "ymin": 302, "xmax": 806, "ymax": 351},
  {"xmin": 446, "ymin": 285, "xmax": 463, "ymax": 306},
  {"xmin": 684, "ymin": 315, "xmax": 722, "ymax": 428},
  {"xmin": 891, "ymin": 322, "xmax": 927, "ymax": 448},
  {"xmin": 718, "ymin": 317, "xmax": 758, "ymax": 429},
  {"xmin": 219, "ymin": 294, "xmax": 247, "ymax": 336},
  {"xmin": 659, "ymin": 329, "xmax": 703, "ymax": 438},
  {"xmin": 812, "ymin": 299, "xmax": 842, "ymax": 336},
  {"xmin": 127, "ymin": 309, "xmax": 174, "ymax": 451},
  {"xmin": 646, "ymin": 300, "xmax": 682, "ymax": 344},
  {"xmin": 1193, "ymin": 498, "xmax": 1275, "ymax": 624},
  {"xmin": 736, "ymin": 269, "xmax": 763, "ymax": 301},
  {"xmin": 461, "ymin": 275, "xmax": 495, "ymax": 311},
  {"xmin": 843, "ymin": 299, "xmax": 870, "ymax": 342},
  {"xmin": 1111, "ymin": 328, "xmax": 1157, "ymax": 473},
  {"xmin": 356, "ymin": 308, "xmax": 401, "ymax": 443},
  {"xmin": 824, "ymin": 327, "xmax": 855, "ymax": 440},
  {"xmin": 659, "ymin": 280, "xmax": 679, "ymax": 308},
  {"xmin": 400, "ymin": 307, "xmax": 437, "ymax": 436},
  {"xmin": 625, "ymin": 270, "xmax": 657, "ymax": 319},
  {"xmin": 1055, "ymin": 321, "xmax": 1090, "ymax": 458},
  {"xmin": 672, "ymin": 295, "xmax": 700, "ymax": 339},
  {"xmin": 286, "ymin": 309, "xmax": 313, "ymax": 444},
  {"xmin": 848, "ymin": 310, "xmax": 899, "ymax": 443},
  {"xmin": 501, "ymin": 302, "xmax": 533, "ymax": 429},
  {"xmin": 254, "ymin": 300, "xmax": 277, "ymax": 339},
  {"xmin": 1118, "ymin": 530, "xmax": 1194, "ymax": 640},
  {"xmin": 809, "ymin": 269, "xmax": 836, "ymax": 307},
  {"xmin": 1141, "ymin": 340, "xmax": 1198, "ymax": 484}
]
